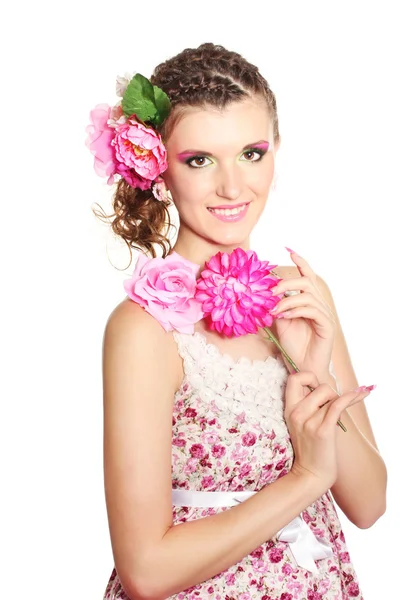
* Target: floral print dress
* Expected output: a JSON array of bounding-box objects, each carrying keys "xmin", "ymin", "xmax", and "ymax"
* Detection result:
[{"xmin": 103, "ymin": 330, "xmax": 364, "ymax": 600}]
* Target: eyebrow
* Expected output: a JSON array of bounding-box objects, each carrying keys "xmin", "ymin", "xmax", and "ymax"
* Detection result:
[{"xmin": 177, "ymin": 140, "xmax": 269, "ymax": 159}]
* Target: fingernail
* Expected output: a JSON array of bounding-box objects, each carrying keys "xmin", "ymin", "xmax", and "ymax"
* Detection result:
[
  {"xmin": 285, "ymin": 247, "xmax": 296, "ymax": 254},
  {"xmin": 354, "ymin": 384, "xmax": 377, "ymax": 393}
]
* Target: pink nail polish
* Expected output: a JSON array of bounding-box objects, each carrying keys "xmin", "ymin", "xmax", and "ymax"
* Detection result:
[
  {"xmin": 364, "ymin": 384, "xmax": 377, "ymax": 391},
  {"xmin": 285, "ymin": 247, "xmax": 296, "ymax": 254},
  {"xmin": 354, "ymin": 384, "xmax": 377, "ymax": 393}
]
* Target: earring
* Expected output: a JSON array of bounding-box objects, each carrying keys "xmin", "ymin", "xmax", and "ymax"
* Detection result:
[{"xmin": 272, "ymin": 172, "xmax": 279, "ymax": 191}]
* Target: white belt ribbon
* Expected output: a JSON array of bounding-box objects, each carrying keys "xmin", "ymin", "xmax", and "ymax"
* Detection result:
[
  {"xmin": 276, "ymin": 516, "xmax": 333, "ymax": 575},
  {"xmin": 172, "ymin": 489, "xmax": 332, "ymax": 574}
]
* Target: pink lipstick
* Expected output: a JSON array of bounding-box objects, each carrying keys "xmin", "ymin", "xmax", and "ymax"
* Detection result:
[{"xmin": 207, "ymin": 202, "xmax": 250, "ymax": 222}]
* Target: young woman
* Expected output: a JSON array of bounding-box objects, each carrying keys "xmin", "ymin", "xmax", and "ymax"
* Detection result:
[{"xmin": 88, "ymin": 42, "xmax": 387, "ymax": 599}]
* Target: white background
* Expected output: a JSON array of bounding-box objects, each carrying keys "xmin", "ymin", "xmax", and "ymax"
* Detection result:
[{"xmin": 2, "ymin": 1, "xmax": 398, "ymax": 598}]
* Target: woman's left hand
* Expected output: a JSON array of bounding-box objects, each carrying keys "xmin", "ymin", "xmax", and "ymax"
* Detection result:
[{"xmin": 270, "ymin": 251, "xmax": 337, "ymax": 380}]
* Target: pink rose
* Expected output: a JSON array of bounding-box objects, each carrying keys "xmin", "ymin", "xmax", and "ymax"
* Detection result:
[
  {"xmin": 112, "ymin": 115, "xmax": 168, "ymax": 190},
  {"xmin": 347, "ymin": 581, "xmax": 360, "ymax": 597},
  {"xmin": 242, "ymin": 431, "xmax": 257, "ymax": 446},
  {"xmin": 268, "ymin": 547, "xmax": 284, "ymax": 563},
  {"xmin": 189, "ymin": 444, "xmax": 206, "ymax": 458},
  {"xmin": 172, "ymin": 437, "xmax": 186, "ymax": 447},
  {"xmin": 85, "ymin": 104, "xmax": 117, "ymax": 184},
  {"xmin": 123, "ymin": 252, "xmax": 203, "ymax": 333},
  {"xmin": 211, "ymin": 444, "xmax": 226, "ymax": 458}
]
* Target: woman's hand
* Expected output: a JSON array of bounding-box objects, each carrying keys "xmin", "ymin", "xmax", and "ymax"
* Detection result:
[
  {"xmin": 270, "ymin": 250, "xmax": 336, "ymax": 380},
  {"xmin": 284, "ymin": 371, "xmax": 371, "ymax": 489}
]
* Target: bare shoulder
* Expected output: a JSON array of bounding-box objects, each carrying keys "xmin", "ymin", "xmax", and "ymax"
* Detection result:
[
  {"xmin": 273, "ymin": 265, "xmax": 301, "ymax": 280},
  {"xmin": 103, "ymin": 297, "xmax": 183, "ymax": 392}
]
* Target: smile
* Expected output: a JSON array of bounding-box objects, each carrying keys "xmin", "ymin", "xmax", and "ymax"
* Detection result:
[{"xmin": 207, "ymin": 202, "xmax": 250, "ymax": 222}]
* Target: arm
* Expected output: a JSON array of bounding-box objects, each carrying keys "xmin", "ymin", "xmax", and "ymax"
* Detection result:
[
  {"xmin": 103, "ymin": 299, "xmax": 327, "ymax": 600},
  {"xmin": 315, "ymin": 275, "xmax": 387, "ymax": 528}
]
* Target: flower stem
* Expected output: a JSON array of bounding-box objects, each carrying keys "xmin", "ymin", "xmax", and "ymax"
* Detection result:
[{"xmin": 263, "ymin": 326, "xmax": 347, "ymax": 433}]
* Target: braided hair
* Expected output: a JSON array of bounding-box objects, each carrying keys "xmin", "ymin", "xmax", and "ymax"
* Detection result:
[{"xmin": 94, "ymin": 43, "xmax": 281, "ymax": 265}]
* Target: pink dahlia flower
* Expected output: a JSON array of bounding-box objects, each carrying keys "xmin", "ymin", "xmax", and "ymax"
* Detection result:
[
  {"xmin": 124, "ymin": 252, "xmax": 204, "ymax": 334},
  {"xmin": 194, "ymin": 247, "xmax": 283, "ymax": 337},
  {"xmin": 112, "ymin": 115, "xmax": 168, "ymax": 191},
  {"xmin": 85, "ymin": 103, "xmax": 118, "ymax": 184}
]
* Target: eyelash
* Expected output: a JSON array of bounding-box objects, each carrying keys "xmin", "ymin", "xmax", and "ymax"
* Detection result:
[{"xmin": 186, "ymin": 148, "xmax": 267, "ymax": 169}]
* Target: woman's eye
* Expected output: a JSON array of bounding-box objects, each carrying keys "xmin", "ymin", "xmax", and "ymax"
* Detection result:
[
  {"xmin": 187, "ymin": 156, "xmax": 212, "ymax": 168},
  {"xmin": 241, "ymin": 150, "xmax": 263, "ymax": 162}
]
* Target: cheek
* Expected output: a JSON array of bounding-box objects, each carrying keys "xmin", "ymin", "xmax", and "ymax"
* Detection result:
[
  {"xmin": 251, "ymin": 161, "xmax": 274, "ymax": 192},
  {"xmin": 172, "ymin": 168, "xmax": 211, "ymax": 201}
]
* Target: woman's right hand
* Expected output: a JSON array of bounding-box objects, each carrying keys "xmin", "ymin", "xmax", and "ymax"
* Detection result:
[{"xmin": 284, "ymin": 371, "xmax": 372, "ymax": 490}]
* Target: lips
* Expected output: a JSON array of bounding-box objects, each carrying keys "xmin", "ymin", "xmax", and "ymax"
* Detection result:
[
  {"xmin": 207, "ymin": 202, "xmax": 249, "ymax": 210},
  {"xmin": 207, "ymin": 202, "xmax": 250, "ymax": 222}
]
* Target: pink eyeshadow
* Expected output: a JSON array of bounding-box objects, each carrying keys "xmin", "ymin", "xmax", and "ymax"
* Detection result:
[
  {"xmin": 251, "ymin": 142, "xmax": 270, "ymax": 151},
  {"xmin": 177, "ymin": 152, "xmax": 197, "ymax": 161}
]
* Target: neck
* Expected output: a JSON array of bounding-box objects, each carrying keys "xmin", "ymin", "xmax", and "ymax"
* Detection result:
[{"xmin": 170, "ymin": 228, "xmax": 251, "ymax": 270}]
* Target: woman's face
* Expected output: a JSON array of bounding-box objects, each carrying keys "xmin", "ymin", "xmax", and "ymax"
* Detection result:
[{"xmin": 163, "ymin": 97, "xmax": 279, "ymax": 257}]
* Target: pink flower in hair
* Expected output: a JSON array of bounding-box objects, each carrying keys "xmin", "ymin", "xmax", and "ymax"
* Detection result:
[
  {"xmin": 112, "ymin": 115, "xmax": 168, "ymax": 191},
  {"xmin": 152, "ymin": 176, "xmax": 170, "ymax": 202},
  {"xmin": 194, "ymin": 248, "xmax": 282, "ymax": 337},
  {"xmin": 85, "ymin": 104, "xmax": 118, "ymax": 185}
]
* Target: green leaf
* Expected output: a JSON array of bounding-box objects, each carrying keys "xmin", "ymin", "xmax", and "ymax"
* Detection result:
[
  {"xmin": 121, "ymin": 73, "xmax": 157, "ymax": 122},
  {"xmin": 152, "ymin": 85, "xmax": 172, "ymax": 127}
]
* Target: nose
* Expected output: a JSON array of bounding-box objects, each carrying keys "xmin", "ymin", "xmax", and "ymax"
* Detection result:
[{"xmin": 215, "ymin": 162, "xmax": 242, "ymax": 201}]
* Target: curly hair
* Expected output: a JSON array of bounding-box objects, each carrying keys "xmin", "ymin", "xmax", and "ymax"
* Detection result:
[{"xmin": 93, "ymin": 42, "xmax": 281, "ymax": 267}]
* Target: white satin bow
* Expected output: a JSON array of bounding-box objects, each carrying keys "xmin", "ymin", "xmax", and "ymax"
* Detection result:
[{"xmin": 276, "ymin": 515, "xmax": 333, "ymax": 575}]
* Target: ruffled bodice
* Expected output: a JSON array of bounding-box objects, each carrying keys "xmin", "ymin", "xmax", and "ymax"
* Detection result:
[{"xmin": 172, "ymin": 330, "xmax": 290, "ymax": 439}]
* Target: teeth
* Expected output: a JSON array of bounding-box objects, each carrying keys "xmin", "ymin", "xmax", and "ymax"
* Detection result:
[{"xmin": 209, "ymin": 204, "xmax": 247, "ymax": 216}]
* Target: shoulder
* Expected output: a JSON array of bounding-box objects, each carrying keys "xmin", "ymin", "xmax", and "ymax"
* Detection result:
[
  {"xmin": 273, "ymin": 264, "xmax": 330, "ymax": 295},
  {"xmin": 103, "ymin": 297, "xmax": 183, "ymax": 391},
  {"xmin": 273, "ymin": 265, "xmax": 301, "ymax": 280}
]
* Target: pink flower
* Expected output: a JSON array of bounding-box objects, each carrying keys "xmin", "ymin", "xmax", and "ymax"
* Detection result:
[
  {"xmin": 85, "ymin": 104, "xmax": 118, "ymax": 184},
  {"xmin": 123, "ymin": 252, "xmax": 203, "ymax": 334},
  {"xmin": 152, "ymin": 176, "xmax": 170, "ymax": 202},
  {"xmin": 242, "ymin": 431, "xmax": 257, "ymax": 446},
  {"xmin": 268, "ymin": 547, "xmax": 284, "ymax": 563},
  {"xmin": 239, "ymin": 463, "xmax": 252, "ymax": 478},
  {"xmin": 211, "ymin": 444, "xmax": 226, "ymax": 458},
  {"xmin": 201, "ymin": 475, "xmax": 214, "ymax": 488},
  {"xmin": 189, "ymin": 443, "xmax": 206, "ymax": 458},
  {"xmin": 112, "ymin": 115, "xmax": 168, "ymax": 190},
  {"xmin": 347, "ymin": 581, "xmax": 360, "ymax": 597},
  {"xmin": 172, "ymin": 437, "xmax": 186, "ymax": 447},
  {"xmin": 339, "ymin": 551, "xmax": 350, "ymax": 563},
  {"xmin": 194, "ymin": 247, "xmax": 282, "ymax": 337}
]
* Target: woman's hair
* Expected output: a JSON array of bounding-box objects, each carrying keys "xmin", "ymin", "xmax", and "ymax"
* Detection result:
[{"xmin": 94, "ymin": 42, "xmax": 281, "ymax": 266}]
